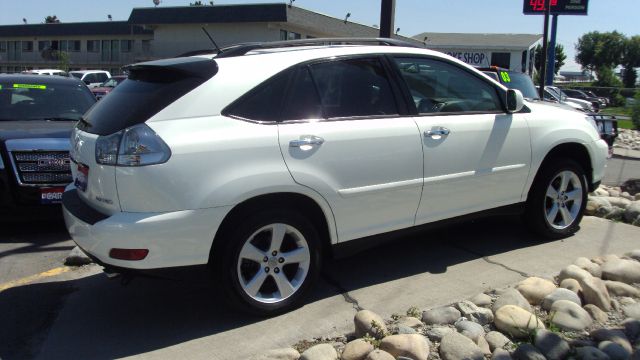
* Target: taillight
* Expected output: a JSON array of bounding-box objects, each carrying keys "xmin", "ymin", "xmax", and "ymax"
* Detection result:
[{"xmin": 95, "ymin": 124, "xmax": 171, "ymax": 166}]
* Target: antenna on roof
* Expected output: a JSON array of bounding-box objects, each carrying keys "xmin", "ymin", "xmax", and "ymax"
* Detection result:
[
  {"xmin": 108, "ymin": 14, "xmax": 112, "ymax": 21},
  {"xmin": 201, "ymin": 27, "xmax": 222, "ymax": 54},
  {"xmin": 395, "ymin": 27, "xmax": 400, "ymax": 35},
  {"xmin": 153, "ymin": 0, "xmax": 161, "ymax": 6},
  {"xmin": 344, "ymin": 13, "xmax": 351, "ymax": 24},
  {"xmin": 288, "ymin": 0, "xmax": 295, "ymax": 8},
  {"xmin": 22, "ymin": 18, "xmax": 27, "ymax": 24}
]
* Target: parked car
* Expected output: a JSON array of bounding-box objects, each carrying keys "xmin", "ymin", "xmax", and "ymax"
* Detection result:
[
  {"xmin": 0, "ymin": 74, "xmax": 96, "ymax": 219},
  {"xmin": 22, "ymin": 69, "xmax": 69, "ymax": 77},
  {"xmin": 91, "ymin": 75, "xmax": 127, "ymax": 100},
  {"xmin": 62, "ymin": 38, "xmax": 608, "ymax": 315},
  {"xmin": 546, "ymin": 86, "xmax": 596, "ymax": 113},
  {"xmin": 561, "ymin": 89, "xmax": 602, "ymax": 111},
  {"xmin": 69, "ymin": 70, "xmax": 111, "ymax": 88},
  {"xmin": 583, "ymin": 90, "xmax": 609, "ymax": 107}
]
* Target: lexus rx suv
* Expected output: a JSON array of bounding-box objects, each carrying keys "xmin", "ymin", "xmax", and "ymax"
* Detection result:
[{"xmin": 62, "ymin": 38, "xmax": 608, "ymax": 315}]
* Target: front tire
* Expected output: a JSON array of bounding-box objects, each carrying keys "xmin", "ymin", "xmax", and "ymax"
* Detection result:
[
  {"xmin": 524, "ymin": 158, "xmax": 588, "ymax": 239},
  {"xmin": 214, "ymin": 210, "xmax": 321, "ymax": 316}
]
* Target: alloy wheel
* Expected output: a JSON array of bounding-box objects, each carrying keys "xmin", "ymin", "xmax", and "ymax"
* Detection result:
[{"xmin": 544, "ymin": 170, "xmax": 583, "ymax": 230}]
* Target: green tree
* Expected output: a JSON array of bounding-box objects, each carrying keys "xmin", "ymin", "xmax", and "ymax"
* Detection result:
[
  {"xmin": 622, "ymin": 35, "xmax": 640, "ymax": 88},
  {"xmin": 57, "ymin": 51, "xmax": 70, "ymax": 72},
  {"xmin": 593, "ymin": 65, "xmax": 622, "ymax": 87},
  {"xmin": 575, "ymin": 31, "xmax": 626, "ymax": 83},
  {"xmin": 44, "ymin": 15, "xmax": 60, "ymax": 23},
  {"xmin": 534, "ymin": 44, "xmax": 566, "ymax": 76}
]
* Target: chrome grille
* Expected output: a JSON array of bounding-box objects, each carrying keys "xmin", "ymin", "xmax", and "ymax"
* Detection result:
[{"xmin": 11, "ymin": 151, "xmax": 72, "ymax": 186}]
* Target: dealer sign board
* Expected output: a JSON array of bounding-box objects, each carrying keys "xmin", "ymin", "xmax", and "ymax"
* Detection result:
[
  {"xmin": 523, "ymin": 0, "xmax": 589, "ymax": 15},
  {"xmin": 442, "ymin": 50, "xmax": 490, "ymax": 67}
]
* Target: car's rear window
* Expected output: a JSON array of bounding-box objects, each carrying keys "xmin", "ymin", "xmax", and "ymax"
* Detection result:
[{"xmin": 0, "ymin": 81, "xmax": 96, "ymax": 121}]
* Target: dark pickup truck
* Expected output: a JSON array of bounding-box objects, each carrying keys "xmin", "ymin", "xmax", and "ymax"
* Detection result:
[{"xmin": 0, "ymin": 75, "xmax": 96, "ymax": 219}]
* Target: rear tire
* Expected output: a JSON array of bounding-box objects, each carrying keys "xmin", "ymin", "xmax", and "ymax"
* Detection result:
[
  {"xmin": 524, "ymin": 158, "xmax": 588, "ymax": 239},
  {"xmin": 214, "ymin": 209, "xmax": 321, "ymax": 316}
]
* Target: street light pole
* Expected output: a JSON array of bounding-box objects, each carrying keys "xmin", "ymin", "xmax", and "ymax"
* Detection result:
[{"xmin": 539, "ymin": 3, "xmax": 551, "ymax": 99}]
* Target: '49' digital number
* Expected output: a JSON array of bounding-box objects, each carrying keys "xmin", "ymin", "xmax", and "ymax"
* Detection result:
[{"xmin": 530, "ymin": 0, "xmax": 559, "ymax": 11}]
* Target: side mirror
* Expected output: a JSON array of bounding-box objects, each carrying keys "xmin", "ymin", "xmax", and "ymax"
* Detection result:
[{"xmin": 506, "ymin": 89, "xmax": 524, "ymax": 113}]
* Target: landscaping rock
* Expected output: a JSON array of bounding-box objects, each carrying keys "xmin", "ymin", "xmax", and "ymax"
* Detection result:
[
  {"xmin": 604, "ymin": 280, "xmax": 640, "ymax": 297},
  {"xmin": 354, "ymin": 310, "xmax": 387, "ymax": 338},
  {"xmin": 601, "ymin": 258, "xmax": 640, "ymax": 284},
  {"xmin": 396, "ymin": 316, "xmax": 423, "ymax": 329},
  {"xmin": 492, "ymin": 288, "xmax": 533, "ymax": 314},
  {"xmin": 598, "ymin": 341, "xmax": 631, "ymax": 360},
  {"xmin": 439, "ymin": 332, "xmax": 484, "ymax": 360},
  {"xmin": 379, "ymin": 334, "xmax": 429, "ymax": 360},
  {"xmin": 534, "ymin": 329, "xmax": 570, "ymax": 360},
  {"xmin": 424, "ymin": 327, "xmax": 454, "ymax": 342},
  {"xmin": 575, "ymin": 257, "xmax": 603, "ymax": 277},
  {"xmin": 622, "ymin": 318, "xmax": 640, "ymax": 341},
  {"xmin": 626, "ymin": 249, "xmax": 640, "ymax": 262},
  {"xmin": 571, "ymin": 339, "xmax": 596, "ymax": 348},
  {"xmin": 560, "ymin": 278, "xmax": 582, "ymax": 294},
  {"xmin": 363, "ymin": 350, "xmax": 394, "ymax": 360},
  {"xmin": 396, "ymin": 325, "xmax": 416, "ymax": 335},
  {"xmin": 456, "ymin": 300, "xmax": 493, "ymax": 325},
  {"xmin": 621, "ymin": 178, "xmax": 640, "ymax": 196},
  {"xmin": 584, "ymin": 304, "xmax": 609, "ymax": 323},
  {"xmin": 454, "ymin": 319, "xmax": 485, "ymax": 342},
  {"xmin": 422, "ymin": 306, "xmax": 460, "ymax": 325},
  {"xmin": 559, "ymin": 264, "xmax": 592, "ymax": 283},
  {"xmin": 300, "ymin": 344, "xmax": 338, "ymax": 360},
  {"xmin": 622, "ymin": 303, "xmax": 640, "ymax": 320},
  {"xmin": 493, "ymin": 348, "xmax": 513, "ymax": 360},
  {"xmin": 341, "ymin": 339, "xmax": 373, "ymax": 360},
  {"xmin": 476, "ymin": 335, "xmax": 491, "ymax": 356},
  {"xmin": 468, "ymin": 293, "xmax": 492, "ymax": 307},
  {"xmin": 575, "ymin": 346, "xmax": 611, "ymax": 360},
  {"xmin": 580, "ymin": 276, "xmax": 612, "ymax": 311},
  {"xmin": 64, "ymin": 246, "xmax": 92, "ymax": 266},
  {"xmin": 255, "ymin": 348, "xmax": 301, "ymax": 360},
  {"xmin": 513, "ymin": 344, "xmax": 545, "ymax": 360},
  {"xmin": 550, "ymin": 299, "xmax": 593, "ymax": 331},
  {"xmin": 619, "ymin": 296, "xmax": 636, "ymax": 306},
  {"xmin": 485, "ymin": 331, "xmax": 511, "ymax": 351},
  {"xmin": 603, "ymin": 196, "xmax": 632, "ymax": 209},
  {"xmin": 541, "ymin": 288, "xmax": 582, "ymax": 311},
  {"xmin": 516, "ymin": 277, "xmax": 556, "ymax": 305},
  {"xmin": 590, "ymin": 328, "xmax": 632, "ymax": 353},
  {"xmin": 494, "ymin": 305, "xmax": 545, "ymax": 338}
]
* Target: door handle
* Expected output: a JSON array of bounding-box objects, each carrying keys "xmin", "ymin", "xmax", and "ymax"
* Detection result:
[
  {"xmin": 289, "ymin": 135, "xmax": 325, "ymax": 148},
  {"xmin": 424, "ymin": 127, "xmax": 450, "ymax": 138}
]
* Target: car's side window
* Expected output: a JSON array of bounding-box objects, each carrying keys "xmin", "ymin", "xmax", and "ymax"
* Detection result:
[
  {"xmin": 225, "ymin": 70, "xmax": 293, "ymax": 122},
  {"xmin": 281, "ymin": 66, "xmax": 323, "ymax": 121},
  {"xmin": 394, "ymin": 57, "xmax": 502, "ymax": 115},
  {"xmin": 309, "ymin": 58, "xmax": 399, "ymax": 118}
]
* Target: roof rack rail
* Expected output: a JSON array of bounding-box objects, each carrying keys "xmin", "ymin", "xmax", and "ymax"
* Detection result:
[{"xmin": 213, "ymin": 37, "xmax": 424, "ymax": 58}]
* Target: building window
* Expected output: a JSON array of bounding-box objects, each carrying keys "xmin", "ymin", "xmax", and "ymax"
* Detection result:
[
  {"xmin": 101, "ymin": 40, "xmax": 119, "ymax": 62},
  {"xmin": 38, "ymin": 40, "xmax": 51, "ymax": 51},
  {"xmin": 288, "ymin": 32, "xmax": 302, "ymax": 40},
  {"xmin": 121, "ymin": 40, "xmax": 133, "ymax": 53},
  {"xmin": 0, "ymin": 41, "xmax": 6, "ymax": 52},
  {"xmin": 7, "ymin": 41, "xmax": 20, "ymax": 61},
  {"xmin": 142, "ymin": 40, "xmax": 151, "ymax": 54},
  {"xmin": 87, "ymin": 40, "xmax": 100, "ymax": 52},
  {"xmin": 22, "ymin": 41, "xmax": 33, "ymax": 52},
  {"xmin": 61, "ymin": 40, "xmax": 81, "ymax": 52},
  {"xmin": 280, "ymin": 30, "xmax": 288, "ymax": 41}
]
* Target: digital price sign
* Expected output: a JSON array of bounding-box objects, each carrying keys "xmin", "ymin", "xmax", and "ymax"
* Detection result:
[{"xmin": 523, "ymin": 0, "xmax": 589, "ymax": 15}]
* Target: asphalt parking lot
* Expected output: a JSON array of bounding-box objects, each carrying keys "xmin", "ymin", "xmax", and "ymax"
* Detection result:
[{"xmin": 1, "ymin": 154, "xmax": 639, "ymax": 360}]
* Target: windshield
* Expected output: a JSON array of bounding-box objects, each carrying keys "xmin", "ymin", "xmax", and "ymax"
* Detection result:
[
  {"xmin": 100, "ymin": 78, "xmax": 120, "ymax": 87},
  {"xmin": 499, "ymin": 71, "xmax": 539, "ymax": 100},
  {"xmin": 70, "ymin": 73, "xmax": 82, "ymax": 79},
  {"xmin": 0, "ymin": 81, "xmax": 96, "ymax": 121}
]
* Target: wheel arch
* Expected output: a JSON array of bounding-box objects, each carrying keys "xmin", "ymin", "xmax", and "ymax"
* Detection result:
[
  {"xmin": 209, "ymin": 192, "xmax": 336, "ymax": 265},
  {"xmin": 526, "ymin": 142, "xmax": 594, "ymax": 201}
]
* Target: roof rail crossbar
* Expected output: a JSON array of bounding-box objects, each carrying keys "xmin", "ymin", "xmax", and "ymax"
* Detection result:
[{"xmin": 215, "ymin": 37, "xmax": 423, "ymax": 58}]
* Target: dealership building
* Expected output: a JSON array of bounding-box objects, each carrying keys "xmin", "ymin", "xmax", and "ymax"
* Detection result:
[{"xmin": 1, "ymin": 3, "xmax": 541, "ymax": 75}]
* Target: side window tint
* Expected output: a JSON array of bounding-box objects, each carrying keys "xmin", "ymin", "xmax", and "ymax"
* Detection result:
[
  {"xmin": 226, "ymin": 71, "xmax": 292, "ymax": 122},
  {"xmin": 309, "ymin": 58, "xmax": 398, "ymax": 118},
  {"xmin": 394, "ymin": 57, "xmax": 502, "ymax": 114},
  {"xmin": 282, "ymin": 67, "xmax": 323, "ymax": 120}
]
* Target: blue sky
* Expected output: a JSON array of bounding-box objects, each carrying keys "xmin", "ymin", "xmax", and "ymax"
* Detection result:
[{"xmin": 1, "ymin": 0, "xmax": 638, "ymax": 71}]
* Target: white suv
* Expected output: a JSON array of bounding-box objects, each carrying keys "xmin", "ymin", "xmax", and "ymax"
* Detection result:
[
  {"xmin": 62, "ymin": 38, "xmax": 608, "ymax": 314},
  {"xmin": 69, "ymin": 70, "xmax": 111, "ymax": 88}
]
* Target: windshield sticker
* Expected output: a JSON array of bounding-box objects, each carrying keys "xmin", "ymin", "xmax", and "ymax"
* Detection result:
[
  {"xmin": 12, "ymin": 84, "xmax": 47, "ymax": 90},
  {"xmin": 500, "ymin": 72, "xmax": 511, "ymax": 83}
]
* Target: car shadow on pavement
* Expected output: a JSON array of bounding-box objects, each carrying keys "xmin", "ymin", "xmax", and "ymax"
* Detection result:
[{"xmin": 0, "ymin": 215, "xmax": 554, "ymax": 360}]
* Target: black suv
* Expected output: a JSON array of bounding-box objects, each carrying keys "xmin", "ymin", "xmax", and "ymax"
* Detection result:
[{"xmin": 0, "ymin": 75, "xmax": 96, "ymax": 219}]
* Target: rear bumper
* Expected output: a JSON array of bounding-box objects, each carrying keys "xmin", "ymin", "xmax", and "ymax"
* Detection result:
[{"xmin": 62, "ymin": 187, "xmax": 232, "ymax": 270}]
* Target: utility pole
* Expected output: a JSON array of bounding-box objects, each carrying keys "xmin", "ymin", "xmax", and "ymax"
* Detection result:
[{"xmin": 379, "ymin": 0, "xmax": 395, "ymax": 38}]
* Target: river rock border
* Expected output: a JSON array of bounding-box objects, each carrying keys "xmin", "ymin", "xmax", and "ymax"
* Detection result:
[
  {"xmin": 256, "ymin": 250, "xmax": 640, "ymax": 360},
  {"xmin": 587, "ymin": 181, "xmax": 640, "ymax": 226}
]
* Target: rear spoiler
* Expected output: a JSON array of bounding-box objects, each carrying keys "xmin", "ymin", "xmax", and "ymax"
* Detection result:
[{"xmin": 124, "ymin": 57, "xmax": 218, "ymax": 81}]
